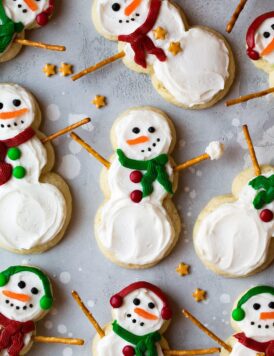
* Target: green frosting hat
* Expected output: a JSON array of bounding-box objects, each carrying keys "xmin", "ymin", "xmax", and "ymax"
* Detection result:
[
  {"xmin": 232, "ymin": 285, "xmax": 274, "ymax": 321},
  {"xmin": 0, "ymin": 265, "xmax": 53, "ymax": 310}
]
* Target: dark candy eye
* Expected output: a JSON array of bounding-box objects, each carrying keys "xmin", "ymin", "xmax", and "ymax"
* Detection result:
[
  {"xmin": 263, "ymin": 31, "xmax": 271, "ymax": 38},
  {"xmin": 272, "ymin": 24, "xmax": 274, "ymax": 30},
  {"xmin": 133, "ymin": 298, "xmax": 141, "ymax": 306},
  {"xmin": 13, "ymin": 99, "xmax": 21, "ymax": 107},
  {"xmin": 0, "ymin": 103, "xmax": 3, "ymax": 110},
  {"xmin": 112, "ymin": 3, "xmax": 121, "ymax": 11},
  {"xmin": 31, "ymin": 288, "xmax": 39, "ymax": 295},
  {"xmin": 18, "ymin": 281, "xmax": 26, "ymax": 289},
  {"xmin": 132, "ymin": 127, "xmax": 140, "ymax": 134},
  {"xmin": 253, "ymin": 303, "xmax": 261, "ymax": 310},
  {"xmin": 269, "ymin": 302, "xmax": 274, "ymax": 309},
  {"xmin": 148, "ymin": 302, "xmax": 155, "ymax": 309},
  {"xmin": 148, "ymin": 127, "xmax": 155, "ymax": 133}
]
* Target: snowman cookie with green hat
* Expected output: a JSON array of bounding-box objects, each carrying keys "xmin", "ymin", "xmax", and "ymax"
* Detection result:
[{"xmin": 0, "ymin": 265, "xmax": 84, "ymax": 355}]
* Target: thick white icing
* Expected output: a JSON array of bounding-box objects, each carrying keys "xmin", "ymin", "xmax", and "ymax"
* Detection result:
[
  {"xmin": 96, "ymin": 0, "xmax": 230, "ymax": 107},
  {"xmin": 254, "ymin": 17, "xmax": 274, "ymax": 64},
  {"xmin": 195, "ymin": 172, "xmax": 274, "ymax": 276},
  {"xmin": 0, "ymin": 84, "xmax": 67, "ymax": 252},
  {"xmin": 205, "ymin": 141, "xmax": 224, "ymax": 160}
]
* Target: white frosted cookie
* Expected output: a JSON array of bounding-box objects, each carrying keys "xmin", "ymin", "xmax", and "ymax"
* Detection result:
[
  {"xmin": 0, "ymin": 0, "xmax": 54, "ymax": 62},
  {"xmin": 0, "ymin": 83, "xmax": 71, "ymax": 254},
  {"xmin": 90, "ymin": 0, "xmax": 235, "ymax": 109}
]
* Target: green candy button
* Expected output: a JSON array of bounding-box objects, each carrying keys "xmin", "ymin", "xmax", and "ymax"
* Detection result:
[
  {"xmin": 7, "ymin": 147, "xmax": 21, "ymax": 161},
  {"xmin": 13, "ymin": 166, "xmax": 26, "ymax": 179}
]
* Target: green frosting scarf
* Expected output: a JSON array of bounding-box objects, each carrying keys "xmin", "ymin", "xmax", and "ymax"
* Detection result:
[
  {"xmin": 0, "ymin": 1, "xmax": 24, "ymax": 53},
  {"xmin": 249, "ymin": 174, "xmax": 274, "ymax": 209},
  {"xmin": 112, "ymin": 320, "xmax": 161, "ymax": 356},
  {"xmin": 117, "ymin": 149, "xmax": 173, "ymax": 198}
]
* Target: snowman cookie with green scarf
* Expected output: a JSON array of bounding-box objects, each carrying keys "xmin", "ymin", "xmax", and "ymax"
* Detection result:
[
  {"xmin": 0, "ymin": 0, "xmax": 65, "ymax": 63},
  {"xmin": 70, "ymin": 106, "xmax": 224, "ymax": 268},
  {"xmin": 0, "ymin": 265, "xmax": 84, "ymax": 355}
]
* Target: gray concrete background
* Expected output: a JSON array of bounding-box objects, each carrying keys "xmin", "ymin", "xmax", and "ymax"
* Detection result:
[{"xmin": 1, "ymin": 0, "xmax": 274, "ymax": 355}]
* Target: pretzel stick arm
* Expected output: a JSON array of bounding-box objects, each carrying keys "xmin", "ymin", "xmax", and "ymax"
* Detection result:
[
  {"xmin": 34, "ymin": 336, "xmax": 84, "ymax": 345},
  {"xmin": 182, "ymin": 310, "xmax": 232, "ymax": 353},
  {"xmin": 242, "ymin": 125, "xmax": 261, "ymax": 176},
  {"xmin": 163, "ymin": 348, "xmax": 221, "ymax": 355},
  {"xmin": 225, "ymin": 87, "xmax": 274, "ymax": 107},
  {"xmin": 226, "ymin": 0, "xmax": 248, "ymax": 33},
  {"xmin": 41, "ymin": 118, "xmax": 91, "ymax": 144},
  {"xmin": 72, "ymin": 291, "xmax": 105, "ymax": 338},
  {"xmin": 14, "ymin": 38, "xmax": 65, "ymax": 52},
  {"xmin": 174, "ymin": 154, "xmax": 210, "ymax": 172}
]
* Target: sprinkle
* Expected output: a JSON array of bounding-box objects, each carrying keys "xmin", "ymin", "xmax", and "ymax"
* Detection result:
[
  {"xmin": 153, "ymin": 27, "xmax": 167, "ymax": 40},
  {"xmin": 92, "ymin": 95, "xmax": 106, "ymax": 109},
  {"xmin": 43, "ymin": 64, "xmax": 56, "ymax": 77},
  {"xmin": 59, "ymin": 63, "xmax": 74, "ymax": 76},
  {"xmin": 176, "ymin": 262, "xmax": 190, "ymax": 276},
  {"xmin": 168, "ymin": 41, "xmax": 182, "ymax": 56},
  {"xmin": 192, "ymin": 288, "xmax": 207, "ymax": 302}
]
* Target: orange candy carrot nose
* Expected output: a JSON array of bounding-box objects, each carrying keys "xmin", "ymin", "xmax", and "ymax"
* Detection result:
[
  {"xmin": 23, "ymin": 0, "xmax": 39, "ymax": 11},
  {"xmin": 2, "ymin": 290, "xmax": 31, "ymax": 302},
  {"xmin": 0, "ymin": 108, "xmax": 29, "ymax": 120},
  {"xmin": 261, "ymin": 37, "xmax": 274, "ymax": 57},
  {"xmin": 127, "ymin": 136, "xmax": 149, "ymax": 145},
  {"xmin": 124, "ymin": 0, "xmax": 142, "ymax": 16},
  {"xmin": 134, "ymin": 307, "xmax": 158, "ymax": 320},
  {"xmin": 260, "ymin": 311, "xmax": 274, "ymax": 320}
]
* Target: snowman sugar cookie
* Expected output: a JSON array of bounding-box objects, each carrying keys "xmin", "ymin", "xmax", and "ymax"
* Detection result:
[
  {"xmin": 0, "ymin": 265, "xmax": 84, "ymax": 355},
  {"xmin": 0, "ymin": 0, "xmax": 65, "ymax": 63},
  {"xmin": 70, "ymin": 107, "xmax": 224, "ymax": 268},
  {"xmin": 72, "ymin": 0, "xmax": 235, "ymax": 110},
  {"xmin": 72, "ymin": 282, "xmax": 220, "ymax": 356},
  {"xmin": 0, "ymin": 83, "xmax": 90, "ymax": 254},
  {"xmin": 194, "ymin": 125, "xmax": 274, "ymax": 278}
]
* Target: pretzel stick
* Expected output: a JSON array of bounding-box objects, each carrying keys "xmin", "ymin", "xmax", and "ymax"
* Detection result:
[
  {"xmin": 242, "ymin": 125, "xmax": 261, "ymax": 176},
  {"xmin": 226, "ymin": 0, "xmax": 248, "ymax": 33},
  {"xmin": 34, "ymin": 336, "xmax": 84, "ymax": 345},
  {"xmin": 71, "ymin": 51, "xmax": 125, "ymax": 81},
  {"xmin": 14, "ymin": 38, "xmax": 65, "ymax": 52},
  {"xmin": 72, "ymin": 291, "xmax": 105, "ymax": 338},
  {"xmin": 70, "ymin": 132, "xmax": 110, "ymax": 168},
  {"xmin": 174, "ymin": 154, "xmax": 210, "ymax": 172},
  {"xmin": 163, "ymin": 348, "xmax": 221, "ymax": 355},
  {"xmin": 225, "ymin": 87, "xmax": 274, "ymax": 107},
  {"xmin": 41, "ymin": 118, "xmax": 91, "ymax": 144},
  {"xmin": 182, "ymin": 310, "xmax": 232, "ymax": 353}
]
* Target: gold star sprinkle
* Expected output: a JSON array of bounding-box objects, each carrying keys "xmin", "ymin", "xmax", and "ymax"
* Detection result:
[
  {"xmin": 59, "ymin": 63, "xmax": 73, "ymax": 76},
  {"xmin": 92, "ymin": 95, "xmax": 106, "ymax": 109},
  {"xmin": 42, "ymin": 64, "xmax": 56, "ymax": 77},
  {"xmin": 168, "ymin": 41, "xmax": 182, "ymax": 56},
  {"xmin": 192, "ymin": 288, "xmax": 207, "ymax": 303},
  {"xmin": 153, "ymin": 27, "xmax": 167, "ymax": 40},
  {"xmin": 176, "ymin": 262, "xmax": 190, "ymax": 276}
]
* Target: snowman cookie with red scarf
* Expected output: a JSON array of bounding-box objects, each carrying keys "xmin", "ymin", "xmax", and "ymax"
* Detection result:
[
  {"xmin": 83, "ymin": 0, "xmax": 235, "ymax": 109},
  {"xmin": 246, "ymin": 11, "xmax": 274, "ymax": 89}
]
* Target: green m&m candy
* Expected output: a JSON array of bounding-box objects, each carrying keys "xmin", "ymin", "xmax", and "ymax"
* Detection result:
[
  {"xmin": 13, "ymin": 166, "xmax": 26, "ymax": 179},
  {"xmin": 7, "ymin": 147, "xmax": 21, "ymax": 161}
]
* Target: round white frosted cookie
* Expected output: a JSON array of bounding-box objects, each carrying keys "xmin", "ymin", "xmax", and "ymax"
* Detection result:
[
  {"xmin": 0, "ymin": 83, "xmax": 71, "ymax": 254},
  {"xmin": 92, "ymin": 0, "xmax": 235, "ymax": 109}
]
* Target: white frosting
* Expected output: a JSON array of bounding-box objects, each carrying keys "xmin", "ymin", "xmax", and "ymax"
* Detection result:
[
  {"xmin": 230, "ymin": 342, "xmax": 257, "ymax": 356},
  {"xmin": 205, "ymin": 141, "xmax": 224, "ymax": 160},
  {"xmin": 195, "ymin": 172, "xmax": 274, "ymax": 276},
  {"xmin": 254, "ymin": 17, "xmax": 274, "ymax": 64},
  {"xmin": 0, "ymin": 84, "xmax": 67, "ymax": 252},
  {"xmin": 96, "ymin": 0, "xmax": 230, "ymax": 107}
]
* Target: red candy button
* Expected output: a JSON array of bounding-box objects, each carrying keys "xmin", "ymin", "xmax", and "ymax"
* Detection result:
[
  {"xmin": 130, "ymin": 190, "xmax": 142, "ymax": 203},
  {"xmin": 123, "ymin": 346, "xmax": 135, "ymax": 356},
  {"xmin": 260, "ymin": 209, "xmax": 274, "ymax": 222},
  {"xmin": 130, "ymin": 170, "xmax": 143, "ymax": 183}
]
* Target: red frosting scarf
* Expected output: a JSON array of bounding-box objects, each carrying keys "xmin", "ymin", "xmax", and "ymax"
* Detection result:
[
  {"xmin": 0, "ymin": 313, "xmax": 35, "ymax": 356},
  {"xmin": 0, "ymin": 127, "xmax": 35, "ymax": 186},
  {"xmin": 118, "ymin": 0, "xmax": 167, "ymax": 68},
  {"xmin": 234, "ymin": 332, "xmax": 274, "ymax": 356}
]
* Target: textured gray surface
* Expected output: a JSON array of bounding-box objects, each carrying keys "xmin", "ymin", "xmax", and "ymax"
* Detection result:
[{"xmin": 1, "ymin": 0, "xmax": 274, "ymax": 355}]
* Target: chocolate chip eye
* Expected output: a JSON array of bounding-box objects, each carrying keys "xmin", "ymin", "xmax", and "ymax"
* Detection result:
[
  {"xmin": 112, "ymin": 3, "xmax": 121, "ymax": 11},
  {"xmin": 148, "ymin": 302, "xmax": 155, "ymax": 309},
  {"xmin": 13, "ymin": 99, "xmax": 21, "ymax": 107},
  {"xmin": 253, "ymin": 303, "xmax": 261, "ymax": 310},
  {"xmin": 133, "ymin": 298, "xmax": 140, "ymax": 306},
  {"xmin": 272, "ymin": 24, "xmax": 274, "ymax": 30},
  {"xmin": 18, "ymin": 281, "xmax": 26, "ymax": 289},
  {"xmin": 0, "ymin": 103, "xmax": 3, "ymax": 110},
  {"xmin": 269, "ymin": 302, "xmax": 274, "ymax": 309},
  {"xmin": 263, "ymin": 31, "xmax": 271, "ymax": 38},
  {"xmin": 148, "ymin": 127, "xmax": 155, "ymax": 133},
  {"xmin": 31, "ymin": 287, "xmax": 39, "ymax": 295},
  {"xmin": 132, "ymin": 127, "xmax": 140, "ymax": 134}
]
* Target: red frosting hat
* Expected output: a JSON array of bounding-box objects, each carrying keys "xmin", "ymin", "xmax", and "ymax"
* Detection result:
[
  {"xmin": 246, "ymin": 11, "xmax": 274, "ymax": 60},
  {"xmin": 36, "ymin": 0, "xmax": 55, "ymax": 26},
  {"xmin": 110, "ymin": 281, "xmax": 172, "ymax": 320}
]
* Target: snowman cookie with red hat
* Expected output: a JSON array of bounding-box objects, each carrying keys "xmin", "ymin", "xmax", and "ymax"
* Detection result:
[{"xmin": 0, "ymin": 0, "xmax": 65, "ymax": 63}]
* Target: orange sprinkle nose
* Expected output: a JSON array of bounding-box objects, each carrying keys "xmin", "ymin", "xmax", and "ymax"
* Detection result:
[
  {"xmin": 260, "ymin": 311, "xmax": 274, "ymax": 320},
  {"xmin": 134, "ymin": 307, "xmax": 158, "ymax": 320},
  {"xmin": 23, "ymin": 0, "xmax": 39, "ymax": 11},
  {"xmin": 2, "ymin": 290, "xmax": 31, "ymax": 302},
  {"xmin": 261, "ymin": 37, "xmax": 274, "ymax": 57},
  {"xmin": 126, "ymin": 136, "xmax": 149, "ymax": 145},
  {"xmin": 124, "ymin": 0, "xmax": 142, "ymax": 16},
  {"xmin": 0, "ymin": 108, "xmax": 29, "ymax": 120}
]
